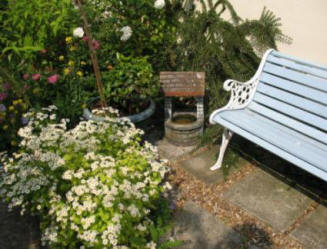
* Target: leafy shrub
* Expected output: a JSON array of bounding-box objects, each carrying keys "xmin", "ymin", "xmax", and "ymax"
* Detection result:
[
  {"xmin": 0, "ymin": 0, "xmax": 78, "ymax": 64},
  {"xmin": 102, "ymin": 54, "xmax": 158, "ymax": 114},
  {"xmin": 0, "ymin": 106, "xmax": 171, "ymax": 249}
]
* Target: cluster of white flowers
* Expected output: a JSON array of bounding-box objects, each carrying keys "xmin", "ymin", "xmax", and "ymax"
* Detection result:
[
  {"xmin": 120, "ymin": 26, "xmax": 133, "ymax": 41},
  {"xmin": 154, "ymin": 0, "xmax": 165, "ymax": 9},
  {"xmin": 73, "ymin": 27, "xmax": 85, "ymax": 38},
  {"xmin": 0, "ymin": 105, "xmax": 170, "ymax": 248}
]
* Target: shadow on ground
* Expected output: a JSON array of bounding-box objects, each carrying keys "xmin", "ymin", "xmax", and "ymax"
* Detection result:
[
  {"xmin": 0, "ymin": 202, "xmax": 42, "ymax": 249},
  {"xmin": 232, "ymin": 223, "xmax": 273, "ymax": 249},
  {"xmin": 229, "ymin": 135, "xmax": 327, "ymax": 205},
  {"xmin": 172, "ymin": 202, "xmax": 273, "ymax": 249}
]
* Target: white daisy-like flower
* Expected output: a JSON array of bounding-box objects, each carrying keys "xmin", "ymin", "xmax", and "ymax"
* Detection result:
[
  {"xmin": 120, "ymin": 26, "xmax": 132, "ymax": 41},
  {"xmin": 154, "ymin": 0, "xmax": 165, "ymax": 9},
  {"xmin": 73, "ymin": 27, "xmax": 84, "ymax": 38}
]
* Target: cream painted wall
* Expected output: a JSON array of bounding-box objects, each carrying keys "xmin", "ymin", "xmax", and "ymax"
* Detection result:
[{"xmin": 196, "ymin": 0, "xmax": 327, "ymax": 65}]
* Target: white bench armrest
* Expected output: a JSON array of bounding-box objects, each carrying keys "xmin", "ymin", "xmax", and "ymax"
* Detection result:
[{"xmin": 209, "ymin": 49, "xmax": 274, "ymax": 125}]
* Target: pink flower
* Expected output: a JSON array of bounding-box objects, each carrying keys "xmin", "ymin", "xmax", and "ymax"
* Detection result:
[
  {"xmin": 2, "ymin": 82, "xmax": 11, "ymax": 91},
  {"xmin": 82, "ymin": 36, "xmax": 89, "ymax": 43},
  {"xmin": 48, "ymin": 74, "xmax": 59, "ymax": 84},
  {"xmin": 32, "ymin": 74, "xmax": 41, "ymax": 81},
  {"xmin": 23, "ymin": 74, "xmax": 29, "ymax": 80},
  {"xmin": 0, "ymin": 92, "xmax": 8, "ymax": 102},
  {"xmin": 92, "ymin": 39, "xmax": 100, "ymax": 50}
]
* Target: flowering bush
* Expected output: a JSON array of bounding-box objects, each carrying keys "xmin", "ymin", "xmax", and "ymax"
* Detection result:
[
  {"xmin": 0, "ymin": 106, "xmax": 172, "ymax": 248},
  {"xmin": 0, "ymin": 80, "xmax": 29, "ymax": 151},
  {"xmin": 84, "ymin": 0, "xmax": 182, "ymax": 72}
]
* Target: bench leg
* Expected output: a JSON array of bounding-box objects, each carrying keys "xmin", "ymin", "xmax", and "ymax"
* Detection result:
[{"xmin": 210, "ymin": 128, "xmax": 233, "ymax": 171}]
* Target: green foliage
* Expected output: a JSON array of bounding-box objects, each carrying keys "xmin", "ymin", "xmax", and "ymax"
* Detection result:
[
  {"xmin": 0, "ymin": 0, "xmax": 77, "ymax": 63},
  {"xmin": 0, "ymin": 0, "xmax": 88, "ymax": 136},
  {"xmin": 173, "ymin": 0, "xmax": 291, "ymax": 118},
  {"xmin": 102, "ymin": 54, "xmax": 158, "ymax": 114}
]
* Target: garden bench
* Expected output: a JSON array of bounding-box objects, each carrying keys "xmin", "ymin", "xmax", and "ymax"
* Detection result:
[{"xmin": 209, "ymin": 49, "xmax": 327, "ymax": 182}]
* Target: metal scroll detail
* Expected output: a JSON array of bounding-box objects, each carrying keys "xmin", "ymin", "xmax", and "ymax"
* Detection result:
[{"xmin": 224, "ymin": 79, "xmax": 259, "ymax": 110}]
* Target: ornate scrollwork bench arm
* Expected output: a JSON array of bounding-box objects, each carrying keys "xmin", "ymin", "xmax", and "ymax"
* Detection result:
[
  {"xmin": 209, "ymin": 49, "xmax": 273, "ymax": 171},
  {"xmin": 209, "ymin": 78, "xmax": 258, "ymax": 170}
]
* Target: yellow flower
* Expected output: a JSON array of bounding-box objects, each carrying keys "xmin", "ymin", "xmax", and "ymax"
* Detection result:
[
  {"xmin": 9, "ymin": 106, "xmax": 14, "ymax": 111},
  {"xmin": 76, "ymin": 71, "xmax": 83, "ymax": 77},
  {"xmin": 70, "ymin": 46, "xmax": 77, "ymax": 51},
  {"xmin": 59, "ymin": 55, "xmax": 64, "ymax": 61},
  {"xmin": 64, "ymin": 68, "xmax": 71, "ymax": 75},
  {"xmin": 81, "ymin": 103, "xmax": 87, "ymax": 109},
  {"xmin": 11, "ymin": 140, "xmax": 17, "ymax": 146},
  {"xmin": 13, "ymin": 100, "xmax": 19, "ymax": 105},
  {"xmin": 80, "ymin": 61, "xmax": 86, "ymax": 66},
  {"xmin": 68, "ymin": 61, "xmax": 74, "ymax": 66},
  {"xmin": 2, "ymin": 125, "xmax": 8, "ymax": 130},
  {"xmin": 65, "ymin": 36, "xmax": 73, "ymax": 44}
]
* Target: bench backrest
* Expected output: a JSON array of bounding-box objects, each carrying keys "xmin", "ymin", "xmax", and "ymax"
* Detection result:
[{"xmin": 248, "ymin": 50, "xmax": 327, "ymax": 145}]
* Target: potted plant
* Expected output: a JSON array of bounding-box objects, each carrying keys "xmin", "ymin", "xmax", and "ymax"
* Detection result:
[{"xmin": 83, "ymin": 54, "xmax": 158, "ymax": 122}]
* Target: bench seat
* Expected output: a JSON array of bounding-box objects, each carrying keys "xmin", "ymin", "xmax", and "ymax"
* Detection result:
[
  {"xmin": 212, "ymin": 107, "xmax": 327, "ymax": 180},
  {"xmin": 209, "ymin": 49, "xmax": 327, "ymax": 181}
]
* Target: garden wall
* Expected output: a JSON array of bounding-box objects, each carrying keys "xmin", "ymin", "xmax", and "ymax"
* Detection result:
[{"xmin": 196, "ymin": 0, "xmax": 327, "ymax": 65}]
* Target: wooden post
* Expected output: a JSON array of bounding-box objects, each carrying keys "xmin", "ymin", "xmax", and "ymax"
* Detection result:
[{"xmin": 76, "ymin": 0, "xmax": 106, "ymax": 107}]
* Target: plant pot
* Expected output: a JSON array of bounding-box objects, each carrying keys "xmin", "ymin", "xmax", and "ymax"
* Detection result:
[{"xmin": 83, "ymin": 97, "xmax": 155, "ymax": 123}]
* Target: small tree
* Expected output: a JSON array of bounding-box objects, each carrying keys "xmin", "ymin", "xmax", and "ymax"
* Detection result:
[{"xmin": 172, "ymin": 0, "xmax": 291, "ymax": 114}]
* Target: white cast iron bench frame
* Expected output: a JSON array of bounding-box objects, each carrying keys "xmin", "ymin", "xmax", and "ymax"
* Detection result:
[{"xmin": 209, "ymin": 49, "xmax": 327, "ymax": 182}]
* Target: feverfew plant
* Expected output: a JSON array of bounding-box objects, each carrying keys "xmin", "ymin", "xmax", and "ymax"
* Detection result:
[{"xmin": 0, "ymin": 106, "xmax": 171, "ymax": 249}]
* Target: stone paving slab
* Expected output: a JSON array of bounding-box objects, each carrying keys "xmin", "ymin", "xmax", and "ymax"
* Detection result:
[
  {"xmin": 157, "ymin": 138, "xmax": 197, "ymax": 160},
  {"xmin": 178, "ymin": 146, "xmax": 243, "ymax": 185},
  {"xmin": 291, "ymin": 205, "xmax": 327, "ymax": 249},
  {"xmin": 171, "ymin": 201, "xmax": 242, "ymax": 249},
  {"xmin": 178, "ymin": 146, "xmax": 225, "ymax": 185},
  {"xmin": 223, "ymin": 169, "xmax": 313, "ymax": 232}
]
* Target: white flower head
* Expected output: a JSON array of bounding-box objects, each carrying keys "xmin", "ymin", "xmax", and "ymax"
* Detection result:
[
  {"xmin": 120, "ymin": 26, "xmax": 132, "ymax": 41},
  {"xmin": 73, "ymin": 27, "xmax": 84, "ymax": 38},
  {"xmin": 154, "ymin": 0, "xmax": 165, "ymax": 9}
]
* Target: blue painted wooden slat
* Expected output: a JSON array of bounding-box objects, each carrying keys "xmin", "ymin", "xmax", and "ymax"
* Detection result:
[
  {"xmin": 240, "ymin": 109, "xmax": 327, "ymax": 152},
  {"xmin": 263, "ymin": 63, "xmax": 327, "ymax": 92},
  {"xmin": 271, "ymin": 51, "xmax": 327, "ymax": 74},
  {"xmin": 253, "ymin": 93, "xmax": 327, "ymax": 131},
  {"xmin": 267, "ymin": 55, "xmax": 327, "ymax": 80},
  {"xmin": 212, "ymin": 112, "xmax": 327, "ymax": 182},
  {"xmin": 256, "ymin": 83, "xmax": 327, "ymax": 118},
  {"xmin": 247, "ymin": 102, "xmax": 327, "ymax": 145},
  {"xmin": 260, "ymin": 73, "xmax": 327, "ymax": 105},
  {"xmin": 217, "ymin": 110, "xmax": 327, "ymax": 171}
]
